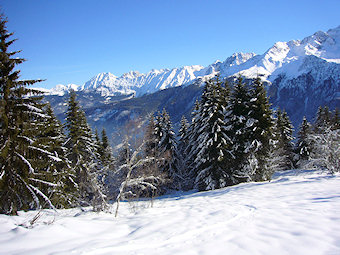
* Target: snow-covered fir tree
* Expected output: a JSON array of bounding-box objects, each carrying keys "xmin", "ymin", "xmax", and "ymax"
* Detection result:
[
  {"xmin": 248, "ymin": 76, "xmax": 274, "ymax": 181},
  {"xmin": 157, "ymin": 108, "xmax": 181, "ymax": 189},
  {"xmin": 331, "ymin": 108, "xmax": 340, "ymax": 130},
  {"xmin": 0, "ymin": 15, "xmax": 74, "ymax": 214},
  {"xmin": 303, "ymin": 108, "xmax": 340, "ymax": 173},
  {"xmin": 176, "ymin": 115, "xmax": 191, "ymax": 189},
  {"xmin": 184, "ymin": 99, "xmax": 202, "ymax": 189},
  {"xmin": 178, "ymin": 115, "xmax": 189, "ymax": 156},
  {"xmin": 99, "ymin": 128, "xmax": 114, "ymax": 167},
  {"xmin": 314, "ymin": 106, "xmax": 332, "ymax": 133},
  {"xmin": 227, "ymin": 76, "xmax": 255, "ymax": 184},
  {"xmin": 64, "ymin": 90, "xmax": 107, "ymax": 211},
  {"xmin": 31, "ymin": 103, "xmax": 78, "ymax": 208},
  {"xmin": 272, "ymin": 109, "xmax": 295, "ymax": 170},
  {"xmin": 295, "ymin": 116, "xmax": 313, "ymax": 168},
  {"xmin": 189, "ymin": 78, "xmax": 232, "ymax": 191},
  {"xmin": 144, "ymin": 115, "xmax": 157, "ymax": 158}
]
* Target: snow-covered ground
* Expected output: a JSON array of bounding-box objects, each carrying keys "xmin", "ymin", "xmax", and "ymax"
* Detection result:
[{"xmin": 1, "ymin": 169, "xmax": 339, "ymax": 255}]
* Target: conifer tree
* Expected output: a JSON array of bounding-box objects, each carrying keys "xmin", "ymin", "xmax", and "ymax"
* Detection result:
[
  {"xmin": 177, "ymin": 116, "xmax": 189, "ymax": 164},
  {"xmin": 0, "ymin": 14, "xmax": 70, "ymax": 214},
  {"xmin": 191, "ymin": 78, "xmax": 232, "ymax": 190},
  {"xmin": 184, "ymin": 100, "xmax": 201, "ymax": 186},
  {"xmin": 248, "ymin": 76, "xmax": 273, "ymax": 181},
  {"xmin": 64, "ymin": 90, "xmax": 106, "ymax": 211},
  {"xmin": 144, "ymin": 115, "xmax": 157, "ymax": 158},
  {"xmin": 32, "ymin": 103, "xmax": 78, "ymax": 208},
  {"xmin": 157, "ymin": 108, "xmax": 181, "ymax": 187},
  {"xmin": 175, "ymin": 115, "xmax": 190, "ymax": 189},
  {"xmin": 314, "ymin": 106, "xmax": 331, "ymax": 133},
  {"xmin": 100, "ymin": 128, "xmax": 113, "ymax": 166},
  {"xmin": 331, "ymin": 108, "xmax": 340, "ymax": 130},
  {"xmin": 228, "ymin": 76, "xmax": 254, "ymax": 183},
  {"xmin": 272, "ymin": 109, "xmax": 295, "ymax": 170},
  {"xmin": 296, "ymin": 116, "xmax": 313, "ymax": 167}
]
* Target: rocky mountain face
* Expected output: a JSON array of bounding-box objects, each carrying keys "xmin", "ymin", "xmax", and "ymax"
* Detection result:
[{"xmin": 43, "ymin": 26, "xmax": 340, "ymax": 147}]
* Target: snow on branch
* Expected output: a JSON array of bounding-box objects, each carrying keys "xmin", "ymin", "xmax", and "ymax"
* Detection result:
[
  {"xmin": 15, "ymin": 152, "xmax": 35, "ymax": 174},
  {"xmin": 17, "ymin": 103, "xmax": 43, "ymax": 113},
  {"xmin": 28, "ymin": 146, "xmax": 53, "ymax": 156},
  {"xmin": 29, "ymin": 184, "xmax": 56, "ymax": 211},
  {"xmin": 29, "ymin": 178, "xmax": 59, "ymax": 187},
  {"xmin": 18, "ymin": 136, "xmax": 34, "ymax": 144}
]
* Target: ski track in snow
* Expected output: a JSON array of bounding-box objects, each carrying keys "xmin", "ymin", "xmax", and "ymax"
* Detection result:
[{"xmin": 0, "ymin": 169, "xmax": 339, "ymax": 255}]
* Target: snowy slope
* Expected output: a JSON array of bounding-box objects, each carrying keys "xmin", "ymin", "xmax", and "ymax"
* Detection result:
[
  {"xmin": 1, "ymin": 169, "xmax": 339, "ymax": 255},
  {"xmin": 45, "ymin": 25, "xmax": 340, "ymax": 98}
]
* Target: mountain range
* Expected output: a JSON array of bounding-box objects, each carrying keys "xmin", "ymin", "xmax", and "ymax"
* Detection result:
[{"xmin": 42, "ymin": 25, "xmax": 340, "ymax": 147}]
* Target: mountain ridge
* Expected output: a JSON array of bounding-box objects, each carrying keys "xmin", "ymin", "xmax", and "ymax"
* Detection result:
[{"xmin": 41, "ymin": 25, "xmax": 340, "ymax": 99}]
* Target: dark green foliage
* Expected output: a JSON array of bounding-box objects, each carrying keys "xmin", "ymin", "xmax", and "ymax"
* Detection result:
[
  {"xmin": 144, "ymin": 115, "xmax": 157, "ymax": 158},
  {"xmin": 296, "ymin": 116, "xmax": 313, "ymax": 163},
  {"xmin": 64, "ymin": 90, "xmax": 107, "ymax": 210},
  {"xmin": 189, "ymin": 78, "xmax": 232, "ymax": 190},
  {"xmin": 228, "ymin": 76, "xmax": 254, "ymax": 183},
  {"xmin": 100, "ymin": 128, "xmax": 113, "ymax": 166},
  {"xmin": 331, "ymin": 108, "xmax": 340, "ymax": 130},
  {"xmin": 314, "ymin": 106, "xmax": 332, "ymax": 132},
  {"xmin": 31, "ymin": 103, "xmax": 78, "ymax": 208},
  {"xmin": 272, "ymin": 109, "xmax": 295, "ymax": 170},
  {"xmin": 0, "ymin": 14, "xmax": 76, "ymax": 214},
  {"xmin": 249, "ymin": 77, "xmax": 273, "ymax": 181},
  {"xmin": 157, "ymin": 108, "xmax": 181, "ymax": 187}
]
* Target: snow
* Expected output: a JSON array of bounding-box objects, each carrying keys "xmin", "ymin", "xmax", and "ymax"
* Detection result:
[
  {"xmin": 1, "ymin": 169, "xmax": 339, "ymax": 255},
  {"xmin": 37, "ymin": 25, "xmax": 340, "ymax": 98}
]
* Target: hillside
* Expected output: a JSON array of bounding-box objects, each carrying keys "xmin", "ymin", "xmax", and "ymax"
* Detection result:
[{"xmin": 1, "ymin": 169, "xmax": 339, "ymax": 255}]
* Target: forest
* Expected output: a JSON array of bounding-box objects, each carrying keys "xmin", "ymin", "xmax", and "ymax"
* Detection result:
[{"xmin": 1, "ymin": 14, "xmax": 339, "ymax": 216}]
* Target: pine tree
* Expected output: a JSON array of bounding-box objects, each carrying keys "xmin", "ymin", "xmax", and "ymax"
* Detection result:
[
  {"xmin": 331, "ymin": 108, "xmax": 340, "ymax": 130},
  {"xmin": 296, "ymin": 116, "xmax": 313, "ymax": 167},
  {"xmin": 144, "ymin": 115, "xmax": 157, "ymax": 158},
  {"xmin": 157, "ymin": 108, "xmax": 181, "ymax": 188},
  {"xmin": 248, "ymin": 76, "xmax": 273, "ymax": 181},
  {"xmin": 272, "ymin": 109, "xmax": 295, "ymax": 170},
  {"xmin": 178, "ymin": 115, "xmax": 189, "ymax": 149},
  {"xmin": 314, "ymin": 106, "xmax": 331, "ymax": 133},
  {"xmin": 191, "ymin": 78, "xmax": 232, "ymax": 190},
  {"xmin": 100, "ymin": 128, "xmax": 113, "ymax": 166},
  {"xmin": 32, "ymin": 103, "xmax": 78, "ymax": 208},
  {"xmin": 304, "ymin": 107, "xmax": 340, "ymax": 173},
  {"xmin": 184, "ymin": 100, "xmax": 202, "ymax": 188},
  {"xmin": 176, "ymin": 115, "xmax": 190, "ymax": 189},
  {"xmin": 228, "ymin": 76, "xmax": 254, "ymax": 183},
  {"xmin": 0, "ymin": 14, "xmax": 70, "ymax": 214},
  {"xmin": 64, "ymin": 90, "xmax": 107, "ymax": 211}
]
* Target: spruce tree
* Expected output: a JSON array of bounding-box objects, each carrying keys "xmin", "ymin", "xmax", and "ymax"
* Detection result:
[
  {"xmin": 100, "ymin": 128, "xmax": 113, "ymax": 166},
  {"xmin": 314, "ymin": 106, "xmax": 331, "ymax": 133},
  {"xmin": 0, "ymin": 14, "xmax": 69, "ymax": 214},
  {"xmin": 177, "ymin": 115, "xmax": 189, "ymax": 165},
  {"xmin": 273, "ymin": 109, "xmax": 295, "ymax": 170},
  {"xmin": 228, "ymin": 76, "xmax": 254, "ymax": 183},
  {"xmin": 64, "ymin": 90, "xmax": 106, "ymax": 210},
  {"xmin": 248, "ymin": 77, "xmax": 273, "ymax": 181},
  {"xmin": 331, "ymin": 108, "xmax": 340, "ymax": 130},
  {"xmin": 144, "ymin": 115, "xmax": 157, "ymax": 158},
  {"xmin": 157, "ymin": 108, "xmax": 180, "ymax": 187},
  {"xmin": 32, "ymin": 103, "xmax": 78, "ymax": 208},
  {"xmin": 296, "ymin": 116, "xmax": 313, "ymax": 167},
  {"xmin": 191, "ymin": 78, "xmax": 232, "ymax": 190}
]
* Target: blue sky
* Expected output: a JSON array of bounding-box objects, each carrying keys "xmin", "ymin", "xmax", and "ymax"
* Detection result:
[{"xmin": 1, "ymin": 0, "xmax": 339, "ymax": 89}]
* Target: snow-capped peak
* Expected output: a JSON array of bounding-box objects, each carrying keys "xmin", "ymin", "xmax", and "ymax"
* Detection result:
[
  {"xmin": 44, "ymin": 84, "xmax": 80, "ymax": 96},
  {"xmin": 44, "ymin": 25, "xmax": 340, "ymax": 97}
]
